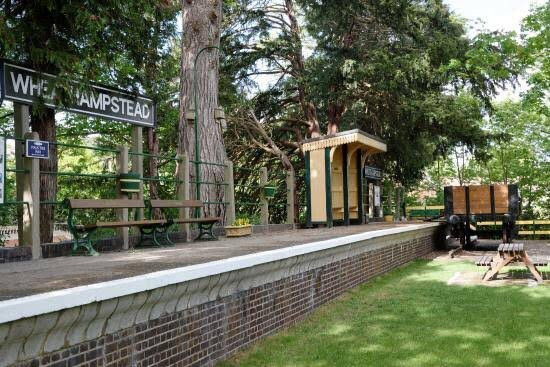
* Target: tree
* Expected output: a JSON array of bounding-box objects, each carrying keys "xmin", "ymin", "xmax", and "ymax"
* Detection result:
[
  {"xmin": 521, "ymin": 2, "xmax": 549, "ymax": 115},
  {"xmin": 0, "ymin": 0, "xmax": 178, "ymax": 242},
  {"xmin": 179, "ymin": 0, "xmax": 226, "ymax": 217},
  {"xmin": 475, "ymin": 101, "xmax": 548, "ymax": 218}
]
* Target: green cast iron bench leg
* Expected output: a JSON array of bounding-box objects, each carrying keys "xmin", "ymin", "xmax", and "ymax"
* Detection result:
[
  {"xmin": 137, "ymin": 225, "xmax": 162, "ymax": 247},
  {"xmin": 71, "ymin": 229, "xmax": 99, "ymax": 256},
  {"xmin": 158, "ymin": 224, "xmax": 176, "ymax": 246},
  {"xmin": 195, "ymin": 222, "xmax": 218, "ymax": 241}
]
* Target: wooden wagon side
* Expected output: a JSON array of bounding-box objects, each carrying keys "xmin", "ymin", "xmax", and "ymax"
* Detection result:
[{"xmin": 444, "ymin": 184, "xmax": 521, "ymax": 248}]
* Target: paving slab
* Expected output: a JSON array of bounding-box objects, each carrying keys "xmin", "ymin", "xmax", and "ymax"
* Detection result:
[{"xmin": 0, "ymin": 223, "xmax": 420, "ymax": 301}]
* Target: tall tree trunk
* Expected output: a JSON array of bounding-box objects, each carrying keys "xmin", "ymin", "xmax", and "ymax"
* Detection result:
[
  {"xmin": 146, "ymin": 127, "xmax": 162, "ymax": 219},
  {"xmin": 394, "ymin": 186, "xmax": 402, "ymax": 220},
  {"xmin": 179, "ymin": 0, "xmax": 226, "ymax": 218},
  {"xmin": 30, "ymin": 108, "xmax": 56, "ymax": 243},
  {"xmin": 285, "ymin": 0, "xmax": 321, "ymax": 138},
  {"xmin": 327, "ymin": 102, "xmax": 345, "ymax": 134}
]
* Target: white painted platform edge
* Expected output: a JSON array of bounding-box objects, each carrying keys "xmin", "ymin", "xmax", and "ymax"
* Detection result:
[{"xmin": 0, "ymin": 223, "xmax": 439, "ymax": 324}]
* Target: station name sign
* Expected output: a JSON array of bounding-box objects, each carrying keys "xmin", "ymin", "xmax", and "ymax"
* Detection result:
[
  {"xmin": 364, "ymin": 166, "xmax": 382, "ymax": 180},
  {"xmin": 0, "ymin": 60, "xmax": 155, "ymax": 128}
]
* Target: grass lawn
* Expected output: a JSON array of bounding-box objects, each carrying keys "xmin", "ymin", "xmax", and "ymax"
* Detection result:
[{"xmin": 219, "ymin": 260, "xmax": 550, "ymax": 367}]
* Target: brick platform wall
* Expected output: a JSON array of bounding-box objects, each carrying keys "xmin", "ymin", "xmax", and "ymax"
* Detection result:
[{"xmin": 4, "ymin": 226, "xmax": 438, "ymax": 367}]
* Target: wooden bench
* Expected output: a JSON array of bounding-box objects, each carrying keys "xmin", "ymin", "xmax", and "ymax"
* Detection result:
[
  {"xmin": 475, "ymin": 255, "xmax": 494, "ymax": 267},
  {"xmin": 66, "ymin": 199, "xmax": 221, "ymax": 256},
  {"xmin": 148, "ymin": 200, "xmax": 220, "ymax": 244},
  {"xmin": 482, "ymin": 243, "xmax": 544, "ymax": 283},
  {"xmin": 65, "ymin": 199, "xmax": 165, "ymax": 256},
  {"xmin": 532, "ymin": 258, "xmax": 549, "ymax": 267}
]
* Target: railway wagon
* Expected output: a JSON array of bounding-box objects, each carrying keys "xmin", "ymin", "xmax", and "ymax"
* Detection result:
[{"xmin": 444, "ymin": 184, "xmax": 520, "ymax": 249}]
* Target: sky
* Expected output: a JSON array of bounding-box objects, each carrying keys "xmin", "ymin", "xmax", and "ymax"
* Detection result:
[{"xmin": 444, "ymin": 0, "xmax": 545, "ymax": 35}]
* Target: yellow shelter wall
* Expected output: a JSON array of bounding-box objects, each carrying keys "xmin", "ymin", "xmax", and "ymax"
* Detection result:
[
  {"xmin": 348, "ymin": 149, "xmax": 359, "ymax": 219},
  {"xmin": 310, "ymin": 149, "xmax": 326, "ymax": 222},
  {"xmin": 331, "ymin": 147, "xmax": 344, "ymax": 220}
]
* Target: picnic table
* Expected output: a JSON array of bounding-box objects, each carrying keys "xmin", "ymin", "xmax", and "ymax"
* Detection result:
[{"xmin": 476, "ymin": 243, "xmax": 547, "ymax": 283}]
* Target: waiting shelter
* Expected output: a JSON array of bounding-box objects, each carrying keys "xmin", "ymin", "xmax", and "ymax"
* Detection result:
[{"xmin": 302, "ymin": 129, "xmax": 387, "ymax": 227}]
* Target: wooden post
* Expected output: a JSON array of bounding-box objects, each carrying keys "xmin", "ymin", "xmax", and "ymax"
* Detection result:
[
  {"xmin": 342, "ymin": 144, "xmax": 349, "ymax": 226},
  {"xmin": 22, "ymin": 132, "xmax": 41, "ymax": 259},
  {"xmin": 131, "ymin": 126, "xmax": 143, "ymax": 219},
  {"xmin": 286, "ymin": 169, "xmax": 295, "ymax": 226},
  {"xmin": 324, "ymin": 148, "xmax": 333, "ymax": 228},
  {"xmin": 357, "ymin": 151, "xmax": 364, "ymax": 224},
  {"xmin": 260, "ymin": 167, "xmax": 269, "ymax": 225},
  {"xmin": 14, "ymin": 104, "xmax": 30, "ymax": 242},
  {"xmin": 224, "ymin": 160, "xmax": 235, "ymax": 226},
  {"xmin": 305, "ymin": 152, "xmax": 312, "ymax": 228},
  {"xmin": 176, "ymin": 154, "xmax": 190, "ymax": 242},
  {"xmin": 116, "ymin": 145, "xmax": 129, "ymax": 249}
]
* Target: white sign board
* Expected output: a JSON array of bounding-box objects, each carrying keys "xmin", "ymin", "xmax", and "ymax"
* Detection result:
[
  {"xmin": 0, "ymin": 137, "xmax": 4, "ymax": 204},
  {"xmin": 2, "ymin": 61, "xmax": 155, "ymax": 127},
  {"xmin": 374, "ymin": 185, "xmax": 380, "ymax": 207}
]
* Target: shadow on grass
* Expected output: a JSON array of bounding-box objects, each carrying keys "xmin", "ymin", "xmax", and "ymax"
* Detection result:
[{"xmin": 219, "ymin": 260, "xmax": 550, "ymax": 367}]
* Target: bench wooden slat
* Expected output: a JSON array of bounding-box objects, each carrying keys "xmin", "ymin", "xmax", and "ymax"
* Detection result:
[
  {"xmin": 171, "ymin": 217, "xmax": 220, "ymax": 224},
  {"xmin": 69, "ymin": 199, "xmax": 146, "ymax": 209},
  {"xmin": 149, "ymin": 200, "xmax": 203, "ymax": 209},
  {"xmin": 532, "ymin": 258, "xmax": 549, "ymax": 266},
  {"xmin": 85, "ymin": 219, "xmax": 165, "ymax": 229},
  {"xmin": 476, "ymin": 255, "xmax": 493, "ymax": 266}
]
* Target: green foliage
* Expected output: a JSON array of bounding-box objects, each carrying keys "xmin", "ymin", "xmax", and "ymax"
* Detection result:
[
  {"xmin": 221, "ymin": 0, "xmax": 524, "ymax": 199},
  {"xmin": 233, "ymin": 217, "xmax": 251, "ymax": 226},
  {"xmin": 0, "ymin": 1, "xmax": 179, "ymax": 232},
  {"xmin": 521, "ymin": 2, "xmax": 549, "ymax": 114}
]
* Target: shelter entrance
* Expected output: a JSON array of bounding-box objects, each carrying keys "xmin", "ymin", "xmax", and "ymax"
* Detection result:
[{"xmin": 302, "ymin": 129, "xmax": 387, "ymax": 228}]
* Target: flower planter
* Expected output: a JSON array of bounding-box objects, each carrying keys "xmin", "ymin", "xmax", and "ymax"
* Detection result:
[
  {"xmin": 263, "ymin": 186, "xmax": 277, "ymax": 198},
  {"xmin": 225, "ymin": 224, "xmax": 252, "ymax": 237},
  {"xmin": 384, "ymin": 215, "xmax": 394, "ymax": 222},
  {"xmin": 118, "ymin": 173, "xmax": 141, "ymax": 194}
]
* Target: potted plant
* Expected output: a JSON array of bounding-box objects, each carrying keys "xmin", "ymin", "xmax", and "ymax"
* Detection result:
[
  {"xmin": 225, "ymin": 217, "xmax": 253, "ymax": 237},
  {"xmin": 262, "ymin": 183, "xmax": 277, "ymax": 198}
]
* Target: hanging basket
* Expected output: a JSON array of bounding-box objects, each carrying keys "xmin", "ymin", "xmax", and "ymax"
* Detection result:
[
  {"xmin": 263, "ymin": 186, "xmax": 277, "ymax": 198},
  {"xmin": 118, "ymin": 172, "xmax": 141, "ymax": 194}
]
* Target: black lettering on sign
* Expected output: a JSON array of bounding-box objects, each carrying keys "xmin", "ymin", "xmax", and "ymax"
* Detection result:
[{"xmin": 2, "ymin": 61, "xmax": 155, "ymax": 127}]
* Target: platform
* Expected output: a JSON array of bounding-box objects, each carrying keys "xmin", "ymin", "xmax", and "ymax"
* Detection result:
[
  {"xmin": 0, "ymin": 223, "xmax": 430, "ymax": 301},
  {"xmin": 0, "ymin": 222, "xmax": 443, "ymax": 367}
]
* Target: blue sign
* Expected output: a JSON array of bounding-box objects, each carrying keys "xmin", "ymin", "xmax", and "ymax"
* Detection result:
[{"xmin": 25, "ymin": 139, "xmax": 50, "ymax": 159}]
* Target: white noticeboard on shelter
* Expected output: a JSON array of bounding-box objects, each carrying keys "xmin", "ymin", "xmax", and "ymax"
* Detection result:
[
  {"xmin": 0, "ymin": 137, "xmax": 4, "ymax": 204},
  {"xmin": 374, "ymin": 185, "xmax": 380, "ymax": 207}
]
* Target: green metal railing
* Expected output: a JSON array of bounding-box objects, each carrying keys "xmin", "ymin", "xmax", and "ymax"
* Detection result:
[{"xmin": 0, "ymin": 135, "xmax": 289, "ymax": 228}]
